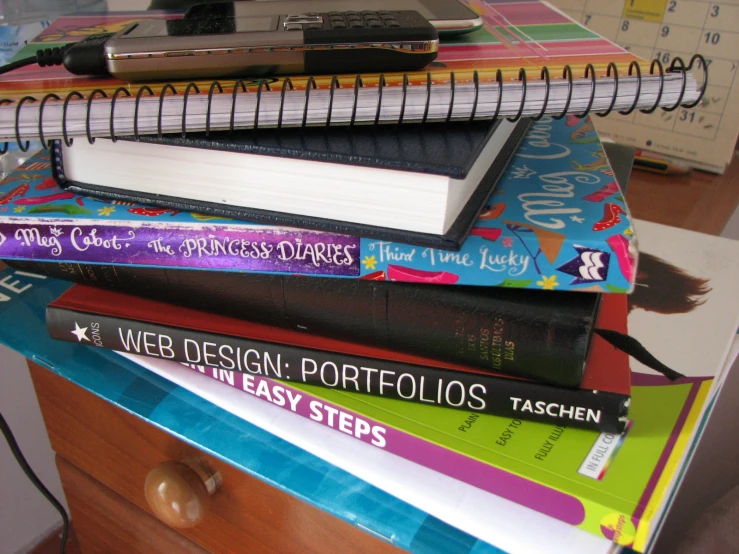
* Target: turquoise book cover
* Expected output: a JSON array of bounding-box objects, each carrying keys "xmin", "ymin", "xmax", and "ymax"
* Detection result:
[{"xmin": 0, "ymin": 116, "xmax": 636, "ymax": 291}]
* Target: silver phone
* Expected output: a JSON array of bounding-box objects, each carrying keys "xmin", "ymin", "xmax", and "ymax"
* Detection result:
[
  {"xmin": 102, "ymin": 11, "xmax": 439, "ymax": 81},
  {"xmin": 185, "ymin": 0, "xmax": 484, "ymax": 35}
]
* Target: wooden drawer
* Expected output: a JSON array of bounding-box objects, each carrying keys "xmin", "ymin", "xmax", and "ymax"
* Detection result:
[
  {"xmin": 29, "ymin": 362, "xmax": 399, "ymax": 554},
  {"xmin": 57, "ymin": 455, "xmax": 208, "ymax": 554}
]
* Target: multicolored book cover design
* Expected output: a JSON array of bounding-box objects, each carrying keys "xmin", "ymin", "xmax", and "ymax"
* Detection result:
[
  {"xmin": 0, "ymin": 116, "xmax": 636, "ymax": 292},
  {"xmin": 128, "ymin": 220, "xmax": 739, "ymax": 552},
  {"xmin": 0, "ymin": 0, "xmax": 646, "ymax": 99}
]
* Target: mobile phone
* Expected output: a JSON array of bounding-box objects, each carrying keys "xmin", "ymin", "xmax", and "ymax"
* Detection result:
[
  {"xmin": 102, "ymin": 11, "xmax": 439, "ymax": 81},
  {"xmin": 185, "ymin": 0, "xmax": 484, "ymax": 35}
]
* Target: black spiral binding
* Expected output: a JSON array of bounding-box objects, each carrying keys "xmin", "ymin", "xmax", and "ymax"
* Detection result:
[
  {"xmin": 253, "ymin": 79, "xmax": 270, "ymax": 129},
  {"xmin": 492, "ymin": 69, "xmax": 504, "ymax": 121},
  {"xmin": 469, "ymin": 70, "xmax": 480, "ymax": 122},
  {"xmin": 2, "ymin": 55, "xmax": 708, "ymax": 150},
  {"xmin": 619, "ymin": 61, "xmax": 641, "ymax": 116},
  {"xmin": 109, "ymin": 87, "xmax": 131, "ymax": 143},
  {"xmin": 133, "ymin": 85, "xmax": 154, "ymax": 141},
  {"xmin": 39, "ymin": 93, "xmax": 60, "ymax": 149},
  {"xmin": 597, "ymin": 63, "xmax": 619, "ymax": 117},
  {"xmin": 533, "ymin": 67, "xmax": 550, "ymax": 121},
  {"xmin": 421, "ymin": 72, "xmax": 432, "ymax": 124},
  {"xmin": 641, "ymin": 59, "xmax": 664, "ymax": 115},
  {"xmin": 230, "ymin": 80, "xmax": 248, "ymax": 135},
  {"xmin": 15, "ymin": 96, "xmax": 36, "ymax": 151},
  {"xmin": 508, "ymin": 68, "xmax": 527, "ymax": 123},
  {"xmin": 553, "ymin": 65, "xmax": 574, "ymax": 120},
  {"xmin": 157, "ymin": 84, "xmax": 177, "ymax": 139},
  {"xmin": 85, "ymin": 89, "xmax": 106, "ymax": 144},
  {"xmin": 181, "ymin": 83, "xmax": 200, "ymax": 138},
  {"xmin": 327, "ymin": 75, "xmax": 340, "ymax": 126},
  {"xmin": 302, "ymin": 77, "xmax": 317, "ymax": 128},
  {"xmin": 206, "ymin": 81, "xmax": 223, "ymax": 136},
  {"xmin": 576, "ymin": 64, "xmax": 597, "ymax": 119},
  {"xmin": 446, "ymin": 72, "xmax": 456, "ymax": 123},
  {"xmin": 278, "ymin": 78, "xmax": 293, "ymax": 129}
]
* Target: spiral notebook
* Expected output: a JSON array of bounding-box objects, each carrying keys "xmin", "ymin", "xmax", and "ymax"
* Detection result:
[{"xmin": 0, "ymin": 0, "xmax": 705, "ymax": 146}]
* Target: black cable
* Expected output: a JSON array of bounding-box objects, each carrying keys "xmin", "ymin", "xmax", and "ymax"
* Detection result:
[
  {"xmin": 0, "ymin": 56, "xmax": 38, "ymax": 75},
  {"xmin": 0, "ymin": 45, "xmax": 72, "ymax": 76},
  {"xmin": 0, "ymin": 410, "xmax": 69, "ymax": 554}
]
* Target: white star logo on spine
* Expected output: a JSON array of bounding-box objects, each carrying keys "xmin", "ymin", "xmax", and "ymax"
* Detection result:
[{"xmin": 71, "ymin": 322, "xmax": 90, "ymax": 342}]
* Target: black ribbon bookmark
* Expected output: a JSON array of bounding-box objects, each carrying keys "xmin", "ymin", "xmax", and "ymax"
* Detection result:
[{"xmin": 594, "ymin": 328, "xmax": 685, "ymax": 381}]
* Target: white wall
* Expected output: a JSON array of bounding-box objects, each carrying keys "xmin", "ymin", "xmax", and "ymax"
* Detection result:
[
  {"xmin": 0, "ymin": 4, "xmax": 148, "ymax": 552},
  {"xmin": 0, "ymin": 345, "xmax": 68, "ymax": 553}
]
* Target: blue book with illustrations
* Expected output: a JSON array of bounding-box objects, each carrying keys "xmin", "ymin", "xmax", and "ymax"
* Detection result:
[{"xmin": 0, "ymin": 116, "xmax": 636, "ymax": 292}]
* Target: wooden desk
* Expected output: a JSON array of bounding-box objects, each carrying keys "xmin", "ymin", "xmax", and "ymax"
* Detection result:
[{"xmin": 626, "ymin": 153, "xmax": 739, "ymax": 235}]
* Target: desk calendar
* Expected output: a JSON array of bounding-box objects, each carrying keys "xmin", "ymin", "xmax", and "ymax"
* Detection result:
[{"xmin": 550, "ymin": 0, "xmax": 739, "ymax": 172}]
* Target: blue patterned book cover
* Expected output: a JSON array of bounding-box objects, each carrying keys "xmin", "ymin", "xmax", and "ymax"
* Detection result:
[{"xmin": 0, "ymin": 116, "xmax": 636, "ymax": 292}]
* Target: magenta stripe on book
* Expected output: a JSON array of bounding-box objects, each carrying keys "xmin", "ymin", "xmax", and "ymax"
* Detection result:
[{"xmin": 183, "ymin": 363, "xmax": 587, "ymax": 526}]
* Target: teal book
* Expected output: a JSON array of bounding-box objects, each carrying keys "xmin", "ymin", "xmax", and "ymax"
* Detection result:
[{"xmin": 0, "ymin": 116, "xmax": 636, "ymax": 292}]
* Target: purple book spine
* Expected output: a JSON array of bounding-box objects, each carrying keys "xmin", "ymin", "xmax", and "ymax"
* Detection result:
[
  {"xmin": 0, "ymin": 220, "xmax": 360, "ymax": 275},
  {"xmin": 182, "ymin": 362, "xmax": 586, "ymax": 526}
]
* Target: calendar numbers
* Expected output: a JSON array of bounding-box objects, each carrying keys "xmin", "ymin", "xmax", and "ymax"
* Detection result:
[
  {"xmin": 697, "ymin": 57, "xmax": 735, "ymax": 88},
  {"xmin": 551, "ymin": 0, "xmax": 739, "ymax": 169},
  {"xmin": 654, "ymin": 51, "xmax": 672, "ymax": 64},
  {"xmin": 655, "ymin": 24, "xmax": 702, "ymax": 50},
  {"xmin": 673, "ymin": 110, "xmax": 721, "ymax": 139},
  {"xmin": 704, "ymin": 5, "xmax": 739, "ymax": 33},
  {"xmin": 617, "ymin": 18, "xmax": 660, "ymax": 46},
  {"xmin": 580, "ymin": 12, "xmax": 622, "ymax": 37},
  {"xmin": 679, "ymin": 110, "xmax": 696, "ymax": 122},
  {"xmin": 662, "ymin": 1, "xmax": 709, "ymax": 26},
  {"xmin": 698, "ymin": 29, "xmax": 738, "ymax": 56},
  {"xmin": 704, "ymin": 31, "xmax": 720, "ymax": 43}
]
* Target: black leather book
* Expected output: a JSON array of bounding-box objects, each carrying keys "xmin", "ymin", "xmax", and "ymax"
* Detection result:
[
  {"xmin": 16, "ymin": 259, "xmax": 598, "ymax": 386},
  {"xmin": 51, "ymin": 118, "xmax": 530, "ymax": 251}
]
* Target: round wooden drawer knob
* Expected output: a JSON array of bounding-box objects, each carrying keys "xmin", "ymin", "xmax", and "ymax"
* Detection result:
[{"xmin": 144, "ymin": 459, "xmax": 220, "ymax": 529}]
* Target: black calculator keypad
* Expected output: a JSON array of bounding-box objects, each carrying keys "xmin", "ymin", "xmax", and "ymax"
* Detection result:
[{"xmin": 318, "ymin": 10, "xmax": 403, "ymax": 30}]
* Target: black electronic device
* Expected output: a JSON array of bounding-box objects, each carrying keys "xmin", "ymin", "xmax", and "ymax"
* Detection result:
[{"xmin": 185, "ymin": 0, "xmax": 484, "ymax": 35}]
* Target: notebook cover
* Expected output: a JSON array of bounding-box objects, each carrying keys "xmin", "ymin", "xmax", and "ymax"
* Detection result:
[
  {"xmin": 52, "ymin": 119, "xmax": 531, "ymax": 250},
  {"xmin": 0, "ymin": 1, "xmax": 691, "ymax": 133},
  {"xmin": 0, "ymin": 116, "xmax": 637, "ymax": 292}
]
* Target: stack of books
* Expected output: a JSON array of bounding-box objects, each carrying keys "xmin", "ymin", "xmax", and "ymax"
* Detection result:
[{"xmin": 0, "ymin": 2, "xmax": 734, "ymax": 553}]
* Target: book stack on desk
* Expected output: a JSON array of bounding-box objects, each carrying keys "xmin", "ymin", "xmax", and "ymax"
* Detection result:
[
  {"xmin": 0, "ymin": 1, "xmax": 717, "ymax": 552},
  {"xmin": 0, "ymin": 114, "xmax": 638, "ymax": 428}
]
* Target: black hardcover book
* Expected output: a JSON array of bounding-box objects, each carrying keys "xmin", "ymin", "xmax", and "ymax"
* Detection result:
[
  {"xmin": 51, "ymin": 118, "xmax": 530, "ymax": 251},
  {"xmin": 45, "ymin": 284, "xmax": 630, "ymax": 432},
  {"xmin": 19, "ymin": 259, "xmax": 598, "ymax": 386}
]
